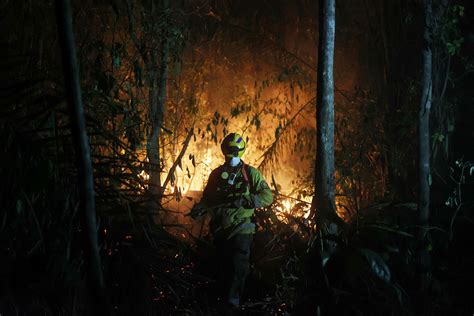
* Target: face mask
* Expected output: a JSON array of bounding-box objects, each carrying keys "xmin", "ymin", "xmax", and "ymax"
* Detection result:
[{"xmin": 229, "ymin": 156, "xmax": 241, "ymax": 167}]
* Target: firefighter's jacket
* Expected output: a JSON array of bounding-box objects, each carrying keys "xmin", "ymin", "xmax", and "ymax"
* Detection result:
[{"xmin": 200, "ymin": 162, "xmax": 273, "ymax": 238}]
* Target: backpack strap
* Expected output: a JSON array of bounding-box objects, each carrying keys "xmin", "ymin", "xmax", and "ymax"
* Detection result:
[{"xmin": 240, "ymin": 163, "xmax": 254, "ymax": 193}]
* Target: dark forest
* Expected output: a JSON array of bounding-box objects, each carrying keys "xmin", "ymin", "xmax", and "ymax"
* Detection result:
[{"xmin": 1, "ymin": 0, "xmax": 473, "ymax": 315}]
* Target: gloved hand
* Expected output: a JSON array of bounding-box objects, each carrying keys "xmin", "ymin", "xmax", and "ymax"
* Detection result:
[
  {"xmin": 232, "ymin": 195, "xmax": 254, "ymax": 209},
  {"xmin": 222, "ymin": 208, "xmax": 239, "ymax": 228},
  {"xmin": 189, "ymin": 202, "xmax": 206, "ymax": 219}
]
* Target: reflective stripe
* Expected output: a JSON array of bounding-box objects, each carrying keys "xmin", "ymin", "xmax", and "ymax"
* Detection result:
[
  {"xmin": 252, "ymin": 194, "xmax": 261, "ymax": 208},
  {"xmin": 228, "ymin": 222, "xmax": 256, "ymax": 239},
  {"xmin": 238, "ymin": 222, "xmax": 255, "ymax": 230},
  {"xmin": 228, "ymin": 297, "xmax": 240, "ymax": 307}
]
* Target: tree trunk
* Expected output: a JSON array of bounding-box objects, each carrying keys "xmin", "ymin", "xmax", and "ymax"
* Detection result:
[
  {"xmin": 147, "ymin": 33, "xmax": 170, "ymax": 205},
  {"xmin": 55, "ymin": 0, "xmax": 106, "ymax": 311},
  {"xmin": 307, "ymin": 2, "xmax": 339, "ymax": 312},
  {"xmin": 311, "ymin": 0, "xmax": 339, "ymax": 255},
  {"xmin": 417, "ymin": 0, "xmax": 433, "ymax": 295},
  {"xmin": 146, "ymin": 57, "xmax": 161, "ymax": 199}
]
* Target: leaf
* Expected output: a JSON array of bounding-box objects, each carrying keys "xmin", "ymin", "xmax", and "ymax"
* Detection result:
[
  {"xmin": 230, "ymin": 106, "xmax": 240, "ymax": 117},
  {"xmin": 16, "ymin": 199, "xmax": 23, "ymax": 215},
  {"xmin": 363, "ymin": 224, "xmax": 414, "ymax": 238},
  {"xmin": 113, "ymin": 56, "xmax": 121, "ymax": 68},
  {"xmin": 170, "ymin": 173, "xmax": 175, "ymax": 187},
  {"xmin": 275, "ymin": 126, "xmax": 281, "ymax": 138}
]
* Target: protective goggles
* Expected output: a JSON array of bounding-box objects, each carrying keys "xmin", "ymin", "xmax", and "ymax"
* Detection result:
[{"xmin": 223, "ymin": 145, "xmax": 243, "ymax": 157}]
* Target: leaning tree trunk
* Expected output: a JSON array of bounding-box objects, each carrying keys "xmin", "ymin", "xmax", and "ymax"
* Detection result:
[
  {"xmin": 417, "ymin": 0, "xmax": 433, "ymax": 297},
  {"xmin": 311, "ymin": 0, "xmax": 340, "ymax": 255},
  {"xmin": 55, "ymin": 0, "xmax": 106, "ymax": 311}
]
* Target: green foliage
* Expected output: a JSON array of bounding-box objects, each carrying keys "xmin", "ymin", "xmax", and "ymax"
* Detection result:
[
  {"xmin": 444, "ymin": 158, "xmax": 473, "ymax": 238},
  {"xmin": 334, "ymin": 88, "xmax": 411, "ymax": 215},
  {"xmin": 438, "ymin": 5, "xmax": 465, "ymax": 56}
]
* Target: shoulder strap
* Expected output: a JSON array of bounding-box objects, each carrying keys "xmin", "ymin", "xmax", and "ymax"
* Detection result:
[{"xmin": 240, "ymin": 163, "xmax": 254, "ymax": 193}]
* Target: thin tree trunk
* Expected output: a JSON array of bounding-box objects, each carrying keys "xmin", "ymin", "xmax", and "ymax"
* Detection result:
[
  {"xmin": 147, "ymin": 57, "xmax": 161, "ymax": 198},
  {"xmin": 311, "ymin": 0, "xmax": 340, "ymax": 255},
  {"xmin": 417, "ymin": 0, "xmax": 433, "ymax": 295},
  {"xmin": 161, "ymin": 128, "xmax": 194, "ymax": 192},
  {"xmin": 55, "ymin": 0, "xmax": 106, "ymax": 311},
  {"xmin": 146, "ymin": 0, "xmax": 170, "ymax": 206},
  {"xmin": 147, "ymin": 39, "xmax": 169, "ymax": 204}
]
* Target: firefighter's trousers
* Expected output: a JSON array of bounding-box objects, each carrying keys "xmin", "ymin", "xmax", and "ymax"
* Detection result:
[{"xmin": 214, "ymin": 233, "xmax": 253, "ymax": 307}]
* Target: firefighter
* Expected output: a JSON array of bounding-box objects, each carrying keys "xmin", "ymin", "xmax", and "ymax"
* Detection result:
[{"xmin": 190, "ymin": 132, "xmax": 273, "ymax": 308}]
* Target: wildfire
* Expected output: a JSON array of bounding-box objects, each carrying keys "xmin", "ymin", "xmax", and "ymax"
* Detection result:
[
  {"xmin": 273, "ymin": 195, "xmax": 312, "ymax": 223},
  {"xmin": 138, "ymin": 169, "xmax": 150, "ymax": 181},
  {"xmin": 138, "ymin": 169, "xmax": 150, "ymax": 190},
  {"xmin": 272, "ymin": 195, "xmax": 349, "ymax": 225}
]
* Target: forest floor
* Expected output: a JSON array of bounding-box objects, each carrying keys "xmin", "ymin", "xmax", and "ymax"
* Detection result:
[
  {"xmin": 2, "ymin": 193, "xmax": 473, "ymax": 315},
  {"xmin": 100, "ymin": 199, "xmax": 474, "ymax": 316}
]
